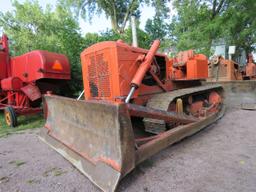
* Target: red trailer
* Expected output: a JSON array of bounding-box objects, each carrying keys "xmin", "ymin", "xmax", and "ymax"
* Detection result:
[{"xmin": 0, "ymin": 34, "xmax": 70, "ymax": 127}]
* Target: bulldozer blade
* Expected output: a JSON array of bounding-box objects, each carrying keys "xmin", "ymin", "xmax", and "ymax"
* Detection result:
[
  {"xmin": 39, "ymin": 95, "xmax": 136, "ymax": 192},
  {"xmin": 39, "ymin": 94, "xmax": 225, "ymax": 192}
]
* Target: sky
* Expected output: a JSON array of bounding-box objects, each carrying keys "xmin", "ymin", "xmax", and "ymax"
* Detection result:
[{"xmin": 0, "ymin": 0, "xmax": 163, "ymax": 34}]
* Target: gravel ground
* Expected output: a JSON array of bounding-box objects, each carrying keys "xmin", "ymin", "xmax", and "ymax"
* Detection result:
[{"xmin": 0, "ymin": 109, "xmax": 256, "ymax": 192}]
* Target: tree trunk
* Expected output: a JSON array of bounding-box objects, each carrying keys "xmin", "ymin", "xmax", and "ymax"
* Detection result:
[{"xmin": 110, "ymin": 16, "xmax": 118, "ymax": 32}]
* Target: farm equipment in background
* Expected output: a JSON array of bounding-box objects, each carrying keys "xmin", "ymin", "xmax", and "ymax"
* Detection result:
[
  {"xmin": 40, "ymin": 40, "xmax": 224, "ymax": 192},
  {"xmin": 208, "ymin": 53, "xmax": 256, "ymax": 81},
  {"xmin": 210, "ymin": 43, "xmax": 256, "ymax": 81},
  {"xmin": 207, "ymin": 53, "xmax": 256, "ymax": 107},
  {"xmin": 0, "ymin": 34, "xmax": 70, "ymax": 127},
  {"xmin": 243, "ymin": 53, "xmax": 256, "ymax": 80},
  {"xmin": 208, "ymin": 55, "xmax": 243, "ymax": 81}
]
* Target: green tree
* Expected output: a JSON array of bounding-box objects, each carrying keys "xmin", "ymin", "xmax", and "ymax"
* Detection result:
[
  {"xmin": 221, "ymin": 0, "xmax": 256, "ymax": 54},
  {"xmin": 84, "ymin": 28, "xmax": 151, "ymax": 49},
  {"xmin": 171, "ymin": 0, "xmax": 228, "ymax": 55},
  {"xmin": 145, "ymin": 17, "xmax": 168, "ymax": 41},
  {"xmin": 171, "ymin": 0, "xmax": 256, "ymax": 56},
  {"xmin": 63, "ymin": 0, "xmax": 170, "ymax": 33},
  {"xmin": 0, "ymin": 0, "xmax": 85, "ymax": 96},
  {"xmin": 145, "ymin": 16, "xmax": 173, "ymax": 52}
]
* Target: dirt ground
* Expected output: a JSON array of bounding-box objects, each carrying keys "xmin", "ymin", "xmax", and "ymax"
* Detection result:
[{"xmin": 0, "ymin": 109, "xmax": 256, "ymax": 192}]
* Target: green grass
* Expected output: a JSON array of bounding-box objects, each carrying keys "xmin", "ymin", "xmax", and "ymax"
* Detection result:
[
  {"xmin": 43, "ymin": 167, "xmax": 67, "ymax": 177},
  {"xmin": 9, "ymin": 160, "xmax": 26, "ymax": 167},
  {"xmin": 27, "ymin": 179, "xmax": 40, "ymax": 184},
  {"xmin": 0, "ymin": 113, "xmax": 44, "ymax": 138}
]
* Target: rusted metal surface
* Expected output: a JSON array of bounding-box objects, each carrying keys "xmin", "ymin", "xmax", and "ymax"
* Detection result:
[
  {"xmin": 136, "ymin": 105, "xmax": 225, "ymax": 165},
  {"xmin": 39, "ymin": 95, "xmax": 135, "ymax": 192},
  {"xmin": 205, "ymin": 80, "xmax": 256, "ymax": 107},
  {"xmin": 40, "ymin": 92, "xmax": 225, "ymax": 192},
  {"xmin": 244, "ymin": 54, "xmax": 256, "ymax": 79},
  {"xmin": 21, "ymin": 84, "xmax": 41, "ymax": 101},
  {"xmin": 208, "ymin": 57, "xmax": 242, "ymax": 81},
  {"xmin": 144, "ymin": 84, "xmax": 223, "ymax": 134},
  {"xmin": 127, "ymin": 103, "xmax": 197, "ymax": 124}
]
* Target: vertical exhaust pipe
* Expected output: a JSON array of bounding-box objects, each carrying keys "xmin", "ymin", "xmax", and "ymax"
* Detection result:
[
  {"xmin": 125, "ymin": 16, "xmax": 139, "ymax": 103},
  {"xmin": 131, "ymin": 16, "xmax": 138, "ymax": 47}
]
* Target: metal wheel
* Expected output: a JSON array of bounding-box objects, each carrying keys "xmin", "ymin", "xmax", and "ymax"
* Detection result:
[{"xmin": 4, "ymin": 107, "xmax": 18, "ymax": 127}]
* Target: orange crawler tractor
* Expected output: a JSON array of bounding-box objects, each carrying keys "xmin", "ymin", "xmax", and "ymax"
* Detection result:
[{"xmin": 40, "ymin": 40, "xmax": 224, "ymax": 191}]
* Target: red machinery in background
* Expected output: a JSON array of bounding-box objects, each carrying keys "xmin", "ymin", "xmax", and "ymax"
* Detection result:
[
  {"xmin": 0, "ymin": 34, "xmax": 70, "ymax": 127},
  {"xmin": 244, "ymin": 53, "xmax": 256, "ymax": 79}
]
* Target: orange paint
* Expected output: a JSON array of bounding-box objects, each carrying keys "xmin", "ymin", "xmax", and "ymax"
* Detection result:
[
  {"xmin": 52, "ymin": 60, "xmax": 63, "ymax": 70},
  {"xmin": 245, "ymin": 54, "xmax": 256, "ymax": 78},
  {"xmin": 189, "ymin": 101, "xmax": 204, "ymax": 115},
  {"xmin": 208, "ymin": 57, "xmax": 242, "ymax": 81},
  {"xmin": 170, "ymin": 50, "xmax": 208, "ymax": 80},
  {"xmin": 209, "ymin": 91, "xmax": 222, "ymax": 105},
  {"xmin": 80, "ymin": 41, "xmax": 208, "ymax": 103},
  {"xmin": 99, "ymin": 156, "xmax": 121, "ymax": 172},
  {"xmin": 80, "ymin": 40, "xmax": 169, "ymax": 101},
  {"xmin": 131, "ymin": 40, "xmax": 160, "ymax": 87},
  {"xmin": 44, "ymin": 124, "xmax": 52, "ymax": 132}
]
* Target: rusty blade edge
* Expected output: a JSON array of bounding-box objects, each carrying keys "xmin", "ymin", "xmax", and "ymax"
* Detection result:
[{"xmin": 43, "ymin": 125, "xmax": 122, "ymax": 172}]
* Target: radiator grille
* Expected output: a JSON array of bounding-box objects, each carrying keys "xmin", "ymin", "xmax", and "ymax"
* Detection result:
[{"xmin": 88, "ymin": 54, "xmax": 110, "ymax": 97}]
